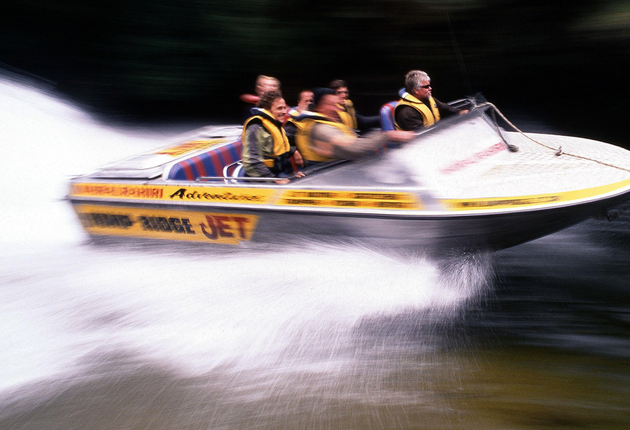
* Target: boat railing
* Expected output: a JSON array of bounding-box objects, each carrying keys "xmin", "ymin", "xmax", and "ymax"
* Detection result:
[
  {"xmin": 222, "ymin": 160, "xmax": 243, "ymax": 179},
  {"xmin": 196, "ymin": 175, "xmax": 300, "ymax": 184},
  {"xmin": 197, "ymin": 159, "xmax": 349, "ymax": 184},
  {"xmin": 195, "ymin": 97, "xmax": 507, "ymax": 183},
  {"xmin": 195, "ymin": 174, "xmax": 269, "ymax": 183},
  {"xmin": 447, "ymin": 97, "xmax": 475, "ymax": 110},
  {"xmin": 405, "ymin": 99, "xmax": 519, "ymax": 152}
]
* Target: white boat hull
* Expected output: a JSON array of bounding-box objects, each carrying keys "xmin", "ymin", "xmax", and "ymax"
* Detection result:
[{"xmin": 68, "ymin": 104, "xmax": 630, "ymax": 253}]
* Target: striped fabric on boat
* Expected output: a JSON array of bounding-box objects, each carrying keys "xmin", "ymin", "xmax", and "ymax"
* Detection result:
[{"xmin": 167, "ymin": 139, "xmax": 243, "ymax": 180}]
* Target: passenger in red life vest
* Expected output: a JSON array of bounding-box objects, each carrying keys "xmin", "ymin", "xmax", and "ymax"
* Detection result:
[
  {"xmin": 329, "ymin": 79, "xmax": 380, "ymax": 133},
  {"xmin": 394, "ymin": 70, "xmax": 468, "ymax": 131},
  {"xmin": 240, "ymin": 75, "xmax": 280, "ymax": 120},
  {"xmin": 241, "ymin": 91, "xmax": 305, "ymax": 184}
]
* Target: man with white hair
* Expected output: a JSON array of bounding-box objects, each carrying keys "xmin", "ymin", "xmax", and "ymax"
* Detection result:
[{"xmin": 394, "ymin": 70, "xmax": 468, "ymax": 131}]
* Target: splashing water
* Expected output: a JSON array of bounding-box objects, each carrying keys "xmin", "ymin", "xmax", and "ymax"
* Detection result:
[
  {"xmin": 0, "ymin": 77, "xmax": 493, "ymax": 394},
  {"xmin": 0, "ymin": 77, "xmax": 165, "ymax": 247}
]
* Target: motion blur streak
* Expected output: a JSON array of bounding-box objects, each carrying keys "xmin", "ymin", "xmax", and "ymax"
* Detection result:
[
  {"xmin": 0, "ymin": 78, "xmax": 492, "ymax": 428},
  {"xmin": 0, "ymin": 77, "xmax": 164, "ymax": 248},
  {"xmin": 3, "ymin": 77, "xmax": 629, "ymax": 430}
]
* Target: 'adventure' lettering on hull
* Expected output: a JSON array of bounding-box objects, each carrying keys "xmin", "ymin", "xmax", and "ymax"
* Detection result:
[
  {"xmin": 169, "ymin": 188, "xmax": 263, "ymax": 203},
  {"xmin": 70, "ymin": 184, "xmax": 275, "ymax": 205}
]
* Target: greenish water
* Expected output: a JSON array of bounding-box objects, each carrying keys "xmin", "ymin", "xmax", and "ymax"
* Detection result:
[
  {"xmin": 2, "ymin": 343, "xmax": 629, "ymax": 429},
  {"xmin": 1, "ymin": 215, "xmax": 629, "ymax": 429},
  {"xmin": 2, "ymin": 76, "xmax": 630, "ymax": 429}
]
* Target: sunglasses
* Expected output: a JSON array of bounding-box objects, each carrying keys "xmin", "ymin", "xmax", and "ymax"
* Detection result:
[{"xmin": 418, "ymin": 84, "xmax": 432, "ymax": 89}]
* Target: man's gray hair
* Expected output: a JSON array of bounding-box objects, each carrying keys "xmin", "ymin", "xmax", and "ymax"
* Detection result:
[{"xmin": 405, "ymin": 70, "xmax": 430, "ymax": 93}]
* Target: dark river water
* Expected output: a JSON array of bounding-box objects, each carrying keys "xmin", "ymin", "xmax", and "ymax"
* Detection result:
[{"xmin": 1, "ymin": 78, "xmax": 629, "ymax": 429}]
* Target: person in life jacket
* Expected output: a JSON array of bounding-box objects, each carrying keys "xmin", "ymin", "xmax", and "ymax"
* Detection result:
[
  {"xmin": 394, "ymin": 70, "xmax": 468, "ymax": 131},
  {"xmin": 242, "ymin": 90, "xmax": 305, "ymax": 184},
  {"xmin": 284, "ymin": 90, "xmax": 314, "ymax": 146},
  {"xmin": 239, "ymin": 75, "xmax": 281, "ymax": 121},
  {"xmin": 294, "ymin": 88, "xmax": 414, "ymax": 165},
  {"xmin": 329, "ymin": 79, "xmax": 380, "ymax": 133}
]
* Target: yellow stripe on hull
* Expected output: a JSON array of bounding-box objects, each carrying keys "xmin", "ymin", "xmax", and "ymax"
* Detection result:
[
  {"xmin": 443, "ymin": 178, "xmax": 630, "ymax": 211},
  {"xmin": 70, "ymin": 183, "xmax": 277, "ymax": 205},
  {"xmin": 276, "ymin": 190, "xmax": 423, "ymax": 210}
]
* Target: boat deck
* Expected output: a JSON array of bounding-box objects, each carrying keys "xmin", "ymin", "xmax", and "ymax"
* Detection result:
[{"xmin": 428, "ymin": 131, "xmax": 630, "ymax": 200}]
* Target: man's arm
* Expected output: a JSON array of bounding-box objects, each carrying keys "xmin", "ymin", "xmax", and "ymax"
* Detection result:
[
  {"xmin": 311, "ymin": 124, "xmax": 409, "ymax": 160},
  {"xmin": 284, "ymin": 122, "xmax": 297, "ymax": 148},
  {"xmin": 435, "ymin": 99, "xmax": 468, "ymax": 117},
  {"xmin": 356, "ymin": 113, "xmax": 381, "ymax": 132}
]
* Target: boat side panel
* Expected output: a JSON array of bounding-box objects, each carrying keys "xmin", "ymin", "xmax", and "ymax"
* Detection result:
[
  {"xmin": 69, "ymin": 193, "xmax": 627, "ymax": 252},
  {"xmin": 72, "ymin": 203, "xmax": 259, "ymax": 245}
]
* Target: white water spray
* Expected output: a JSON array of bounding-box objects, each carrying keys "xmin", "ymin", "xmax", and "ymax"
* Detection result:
[
  {"xmin": 0, "ymin": 77, "xmax": 492, "ymax": 393},
  {"xmin": 0, "ymin": 77, "xmax": 164, "ymax": 248}
]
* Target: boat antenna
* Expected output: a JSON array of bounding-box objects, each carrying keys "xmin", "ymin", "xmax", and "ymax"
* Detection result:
[{"xmin": 446, "ymin": 12, "xmax": 473, "ymax": 95}]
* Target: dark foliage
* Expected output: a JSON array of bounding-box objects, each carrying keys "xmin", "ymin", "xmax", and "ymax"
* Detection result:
[{"xmin": 1, "ymin": 0, "xmax": 628, "ymax": 145}]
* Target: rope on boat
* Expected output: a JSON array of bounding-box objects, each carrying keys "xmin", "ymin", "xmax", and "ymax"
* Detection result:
[{"xmin": 477, "ymin": 102, "xmax": 630, "ymax": 174}]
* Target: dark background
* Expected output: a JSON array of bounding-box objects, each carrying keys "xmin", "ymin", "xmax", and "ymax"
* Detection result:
[{"xmin": 2, "ymin": 0, "xmax": 628, "ymax": 146}]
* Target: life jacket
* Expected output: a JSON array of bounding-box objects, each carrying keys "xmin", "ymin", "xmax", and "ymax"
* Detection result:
[
  {"xmin": 394, "ymin": 92, "xmax": 440, "ymax": 130},
  {"xmin": 337, "ymin": 99, "xmax": 358, "ymax": 130},
  {"xmin": 242, "ymin": 108, "xmax": 290, "ymax": 168},
  {"xmin": 294, "ymin": 111, "xmax": 356, "ymax": 163},
  {"xmin": 285, "ymin": 107, "xmax": 306, "ymax": 132}
]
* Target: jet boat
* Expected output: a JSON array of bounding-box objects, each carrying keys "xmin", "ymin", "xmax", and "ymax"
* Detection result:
[{"xmin": 67, "ymin": 99, "xmax": 630, "ymax": 252}]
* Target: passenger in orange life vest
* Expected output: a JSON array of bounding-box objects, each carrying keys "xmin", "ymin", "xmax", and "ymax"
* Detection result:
[
  {"xmin": 394, "ymin": 70, "xmax": 468, "ymax": 131},
  {"xmin": 242, "ymin": 91, "xmax": 304, "ymax": 184},
  {"xmin": 295, "ymin": 88, "xmax": 415, "ymax": 164},
  {"xmin": 329, "ymin": 79, "xmax": 380, "ymax": 132}
]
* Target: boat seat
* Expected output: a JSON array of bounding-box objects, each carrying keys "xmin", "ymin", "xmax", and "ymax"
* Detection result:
[
  {"xmin": 167, "ymin": 139, "xmax": 243, "ymax": 180},
  {"xmin": 380, "ymin": 101, "xmax": 398, "ymax": 131}
]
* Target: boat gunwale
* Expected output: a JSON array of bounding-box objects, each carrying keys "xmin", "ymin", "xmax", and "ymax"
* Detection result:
[{"xmin": 68, "ymin": 183, "xmax": 630, "ymax": 219}]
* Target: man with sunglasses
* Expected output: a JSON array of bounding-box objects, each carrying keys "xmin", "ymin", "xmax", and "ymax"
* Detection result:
[{"xmin": 394, "ymin": 70, "xmax": 468, "ymax": 131}]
